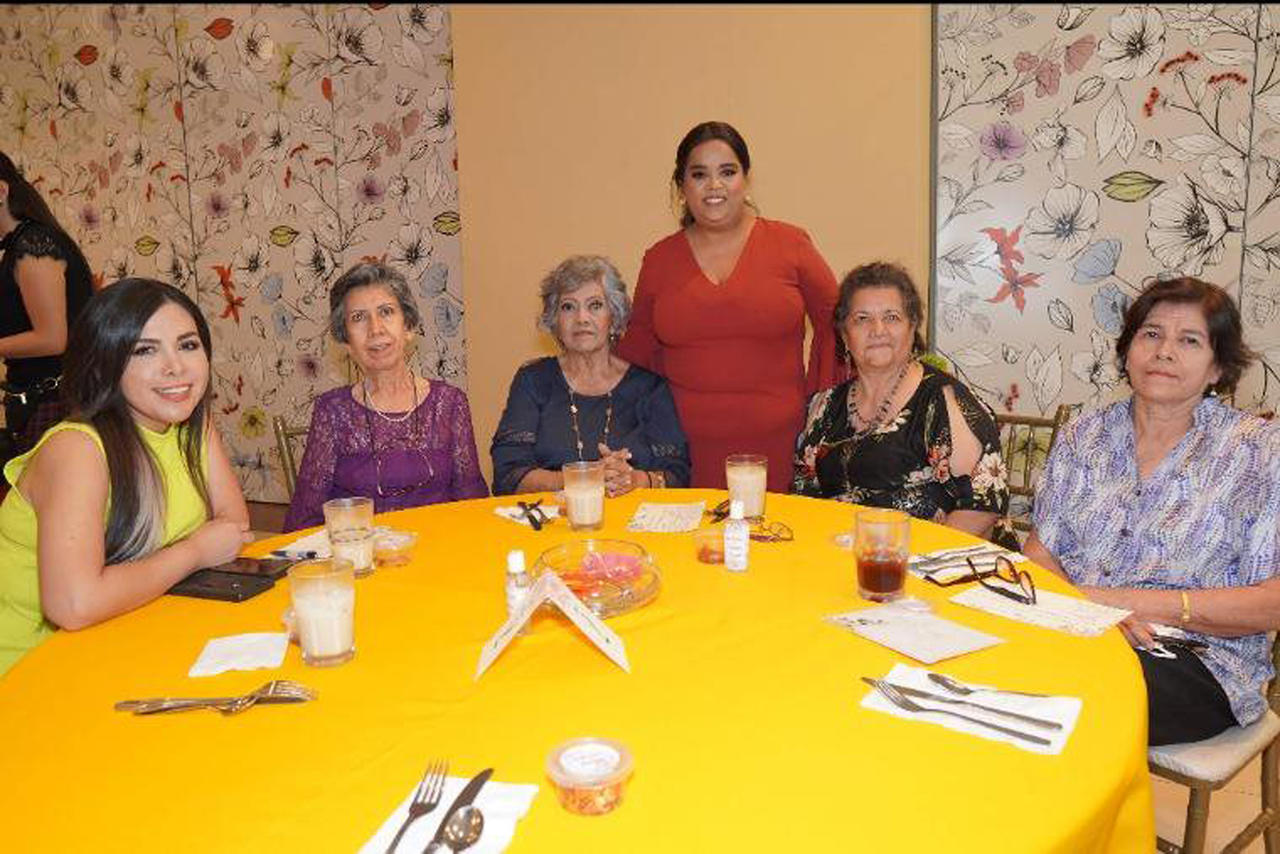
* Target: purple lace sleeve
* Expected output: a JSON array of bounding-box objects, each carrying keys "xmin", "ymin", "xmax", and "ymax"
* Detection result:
[
  {"xmin": 444, "ymin": 387, "xmax": 489, "ymax": 500},
  {"xmin": 283, "ymin": 393, "xmax": 340, "ymax": 532}
]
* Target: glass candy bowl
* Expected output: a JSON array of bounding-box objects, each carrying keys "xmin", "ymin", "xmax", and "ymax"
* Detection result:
[{"xmin": 532, "ymin": 539, "xmax": 661, "ymax": 619}]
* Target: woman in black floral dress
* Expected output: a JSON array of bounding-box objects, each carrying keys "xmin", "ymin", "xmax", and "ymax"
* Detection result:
[{"xmin": 792, "ymin": 262, "xmax": 1009, "ymax": 538}]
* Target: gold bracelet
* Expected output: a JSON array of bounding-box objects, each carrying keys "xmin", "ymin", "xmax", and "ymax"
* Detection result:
[
  {"xmin": 650, "ymin": 471, "xmax": 664, "ymax": 489},
  {"xmin": 1180, "ymin": 590, "xmax": 1192, "ymax": 625}
]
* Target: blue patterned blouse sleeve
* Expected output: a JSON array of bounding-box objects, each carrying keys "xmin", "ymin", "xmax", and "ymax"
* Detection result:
[
  {"xmin": 1030, "ymin": 418, "xmax": 1080, "ymax": 561},
  {"xmin": 490, "ymin": 364, "xmax": 543, "ymax": 496},
  {"xmin": 632, "ymin": 376, "xmax": 690, "ymax": 487}
]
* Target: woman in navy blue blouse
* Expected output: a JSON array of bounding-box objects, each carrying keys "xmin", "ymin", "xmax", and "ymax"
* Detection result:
[{"xmin": 491, "ymin": 255, "xmax": 690, "ymax": 497}]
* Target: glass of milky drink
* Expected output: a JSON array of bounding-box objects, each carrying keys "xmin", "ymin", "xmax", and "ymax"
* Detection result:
[
  {"xmin": 323, "ymin": 496, "xmax": 375, "ymax": 577},
  {"xmin": 562, "ymin": 460, "xmax": 606, "ymax": 531},
  {"xmin": 725, "ymin": 454, "xmax": 768, "ymax": 520},
  {"xmin": 289, "ymin": 558, "xmax": 356, "ymax": 667}
]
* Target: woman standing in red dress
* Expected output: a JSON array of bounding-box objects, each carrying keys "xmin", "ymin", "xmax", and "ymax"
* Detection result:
[{"xmin": 616, "ymin": 121, "xmax": 844, "ymax": 491}]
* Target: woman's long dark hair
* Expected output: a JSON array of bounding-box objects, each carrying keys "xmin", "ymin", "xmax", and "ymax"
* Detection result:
[
  {"xmin": 62, "ymin": 278, "xmax": 213, "ymax": 562},
  {"xmin": 0, "ymin": 150, "xmax": 93, "ymax": 276}
]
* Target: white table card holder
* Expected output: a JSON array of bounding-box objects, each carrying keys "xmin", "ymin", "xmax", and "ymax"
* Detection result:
[{"xmin": 475, "ymin": 571, "xmax": 630, "ymax": 679}]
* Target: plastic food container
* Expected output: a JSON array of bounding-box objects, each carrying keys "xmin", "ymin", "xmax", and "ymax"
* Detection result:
[
  {"xmin": 546, "ymin": 737, "xmax": 634, "ymax": 815},
  {"xmin": 692, "ymin": 528, "xmax": 724, "ymax": 564},
  {"xmin": 374, "ymin": 530, "xmax": 418, "ymax": 567}
]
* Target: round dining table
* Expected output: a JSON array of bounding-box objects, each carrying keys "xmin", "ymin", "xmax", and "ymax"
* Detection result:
[{"xmin": 0, "ymin": 489, "xmax": 1154, "ymax": 852}]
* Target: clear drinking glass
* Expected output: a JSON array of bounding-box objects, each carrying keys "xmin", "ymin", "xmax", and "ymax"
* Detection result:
[
  {"xmin": 323, "ymin": 496, "xmax": 375, "ymax": 577},
  {"xmin": 855, "ymin": 508, "xmax": 910, "ymax": 602},
  {"xmin": 289, "ymin": 558, "xmax": 356, "ymax": 667},
  {"xmin": 725, "ymin": 454, "xmax": 768, "ymax": 520},
  {"xmin": 562, "ymin": 460, "xmax": 606, "ymax": 531}
]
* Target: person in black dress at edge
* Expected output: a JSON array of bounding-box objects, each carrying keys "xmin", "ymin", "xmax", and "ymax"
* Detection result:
[
  {"xmin": 491, "ymin": 255, "xmax": 690, "ymax": 497},
  {"xmin": 0, "ymin": 152, "xmax": 94, "ymax": 463},
  {"xmin": 793, "ymin": 261, "xmax": 1010, "ymax": 539}
]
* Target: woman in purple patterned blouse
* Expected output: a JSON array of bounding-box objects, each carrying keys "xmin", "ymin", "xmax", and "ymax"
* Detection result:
[
  {"xmin": 283, "ymin": 262, "xmax": 488, "ymax": 532},
  {"xmin": 1026, "ymin": 277, "xmax": 1280, "ymax": 745}
]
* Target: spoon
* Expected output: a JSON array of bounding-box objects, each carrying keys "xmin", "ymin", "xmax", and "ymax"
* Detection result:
[
  {"xmin": 424, "ymin": 806, "xmax": 484, "ymax": 853},
  {"xmin": 927, "ymin": 672, "xmax": 1049, "ymax": 699}
]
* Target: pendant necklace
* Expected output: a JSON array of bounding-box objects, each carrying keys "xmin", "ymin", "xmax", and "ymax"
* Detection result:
[
  {"xmin": 568, "ymin": 388, "xmax": 614, "ymax": 461},
  {"xmin": 363, "ymin": 375, "xmax": 421, "ymax": 497}
]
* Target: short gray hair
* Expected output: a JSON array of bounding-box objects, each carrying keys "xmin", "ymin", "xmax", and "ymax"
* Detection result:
[
  {"xmin": 328, "ymin": 261, "xmax": 423, "ymax": 343},
  {"xmin": 537, "ymin": 255, "xmax": 631, "ymax": 341}
]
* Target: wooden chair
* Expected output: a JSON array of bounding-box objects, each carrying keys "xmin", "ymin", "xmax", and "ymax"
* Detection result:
[
  {"xmin": 1149, "ymin": 635, "xmax": 1280, "ymax": 853},
  {"xmin": 993, "ymin": 404, "xmax": 1072, "ymax": 532},
  {"xmin": 272, "ymin": 415, "xmax": 308, "ymax": 500}
]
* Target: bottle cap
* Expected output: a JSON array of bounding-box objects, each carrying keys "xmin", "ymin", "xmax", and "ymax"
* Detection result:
[
  {"xmin": 729, "ymin": 500, "xmax": 745, "ymax": 521},
  {"xmin": 506, "ymin": 549, "xmax": 527, "ymax": 575}
]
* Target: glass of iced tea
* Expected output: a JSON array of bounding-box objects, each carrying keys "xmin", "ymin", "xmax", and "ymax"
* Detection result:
[{"xmin": 855, "ymin": 509, "xmax": 910, "ymax": 602}]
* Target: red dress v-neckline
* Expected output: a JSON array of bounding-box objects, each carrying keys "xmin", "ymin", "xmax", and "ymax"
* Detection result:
[{"xmin": 682, "ymin": 217, "xmax": 759, "ymax": 286}]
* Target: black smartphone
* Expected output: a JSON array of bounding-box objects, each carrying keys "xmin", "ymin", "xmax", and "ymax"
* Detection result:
[
  {"xmin": 207, "ymin": 556, "xmax": 297, "ymax": 580},
  {"xmin": 168, "ymin": 570, "xmax": 276, "ymax": 603}
]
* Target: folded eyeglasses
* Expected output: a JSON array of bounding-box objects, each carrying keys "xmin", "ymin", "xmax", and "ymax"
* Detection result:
[
  {"xmin": 923, "ymin": 554, "xmax": 1037, "ymax": 605},
  {"xmin": 704, "ymin": 500, "xmax": 793, "ymax": 543}
]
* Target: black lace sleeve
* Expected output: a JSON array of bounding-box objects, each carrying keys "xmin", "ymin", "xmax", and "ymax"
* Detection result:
[{"xmin": 9, "ymin": 223, "xmax": 69, "ymax": 264}]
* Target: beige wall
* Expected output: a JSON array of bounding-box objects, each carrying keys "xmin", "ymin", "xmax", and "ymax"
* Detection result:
[{"xmin": 452, "ymin": 5, "xmax": 932, "ymax": 483}]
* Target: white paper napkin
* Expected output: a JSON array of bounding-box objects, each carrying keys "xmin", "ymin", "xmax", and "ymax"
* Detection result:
[
  {"xmin": 909, "ymin": 545, "xmax": 1028, "ymax": 582},
  {"xmin": 359, "ymin": 775, "xmax": 539, "ymax": 854},
  {"xmin": 626, "ymin": 501, "xmax": 706, "ymax": 533},
  {"xmin": 188, "ymin": 632, "xmax": 289, "ymax": 677},
  {"xmin": 826, "ymin": 604, "xmax": 1004, "ymax": 663},
  {"xmin": 861, "ymin": 663, "xmax": 1082, "ymax": 755},
  {"xmin": 493, "ymin": 505, "xmax": 561, "ymax": 527},
  {"xmin": 949, "ymin": 586, "xmax": 1131, "ymax": 636}
]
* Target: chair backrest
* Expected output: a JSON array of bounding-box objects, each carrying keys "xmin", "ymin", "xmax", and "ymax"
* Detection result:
[
  {"xmin": 272, "ymin": 415, "xmax": 308, "ymax": 499},
  {"xmin": 1269, "ymin": 632, "xmax": 1280, "ymax": 713},
  {"xmin": 993, "ymin": 404, "xmax": 1072, "ymax": 531}
]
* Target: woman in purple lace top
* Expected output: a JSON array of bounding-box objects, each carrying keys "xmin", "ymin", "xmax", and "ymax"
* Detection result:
[{"xmin": 283, "ymin": 262, "xmax": 488, "ymax": 532}]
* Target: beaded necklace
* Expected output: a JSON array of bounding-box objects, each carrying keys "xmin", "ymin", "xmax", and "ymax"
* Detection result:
[
  {"xmin": 841, "ymin": 359, "xmax": 915, "ymax": 497},
  {"xmin": 363, "ymin": 375, "xmax": 417, "ymax": 424}
]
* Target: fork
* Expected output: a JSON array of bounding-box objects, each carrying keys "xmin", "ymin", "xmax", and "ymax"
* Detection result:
[
  {"xmin": 385, "ymin": 758, "xmax": 448, "ymax": 853},
  {"xmin": 867, "ymin": 679, "xmax": 1051, "ymax": 746},
  {"xmin": 927, "ymin": 672, "xmax": 1050, "ymax": 699},
  {"xmin": 115, "ymin": 680, "xmax": 316, "ymax": 715}
]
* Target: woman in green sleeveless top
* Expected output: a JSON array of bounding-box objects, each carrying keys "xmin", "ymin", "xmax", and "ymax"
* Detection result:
[{"xmin": 0, "ymin": 278, "xmax": 251, "ymax": 674}]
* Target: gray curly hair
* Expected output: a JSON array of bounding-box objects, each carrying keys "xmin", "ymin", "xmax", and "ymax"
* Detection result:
[
  {"xmin": 536, "ymin": 255, "xmax": 631, "ymax": 342},
  {"xmin": 328, "ymin": 261, "xmax": 423, "ymax": 343}
]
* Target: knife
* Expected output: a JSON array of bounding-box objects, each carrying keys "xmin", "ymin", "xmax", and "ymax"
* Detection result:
[
  {"xmin": 860, "ymin": 678, "xmax": 1062, "ymax": 730},
  {"xmin": 911, "ymin": 547, "xmax": 1007, "ymax": 569},
  {"xmin": 425, "ymin": 767, "xmax": 493, "ymax": 852}
]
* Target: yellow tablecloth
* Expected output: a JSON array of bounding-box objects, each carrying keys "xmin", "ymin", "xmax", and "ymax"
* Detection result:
[{"xmin": 0, "ymin": 490, "xmax": 1153, "ymax": 851}]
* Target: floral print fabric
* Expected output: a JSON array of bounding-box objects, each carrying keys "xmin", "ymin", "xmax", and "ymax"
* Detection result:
[
  {"xmin": 1032, "ymin": 396, "xmax": 1280, "ymax": 725},
  {"xmin": 793, "ymin": 364, "xmax": 1009, "ymax": 523}
]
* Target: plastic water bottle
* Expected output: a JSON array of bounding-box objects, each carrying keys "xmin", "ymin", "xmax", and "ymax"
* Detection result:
[
  {"xmin": 506, "ymin": 549, "xmax": 532, "ymax": 633},
  {"xmin": 724, "ymin": 499, "xmax": 750, "ymax": 572}
]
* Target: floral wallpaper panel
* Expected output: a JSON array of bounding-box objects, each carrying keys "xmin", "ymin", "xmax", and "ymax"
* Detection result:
[
  {"xmin": 934, "ymin": 3, "xmax": 1280, "ymax": 417},
  {"xmin": 0, "ymin": 4, "xmax": 466, "ymax": 502}
]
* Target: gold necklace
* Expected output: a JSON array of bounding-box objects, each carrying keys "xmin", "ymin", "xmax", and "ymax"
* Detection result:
[{"xmin": 568, "ymin": 388, "xmax": 613, "ymax": 461}]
